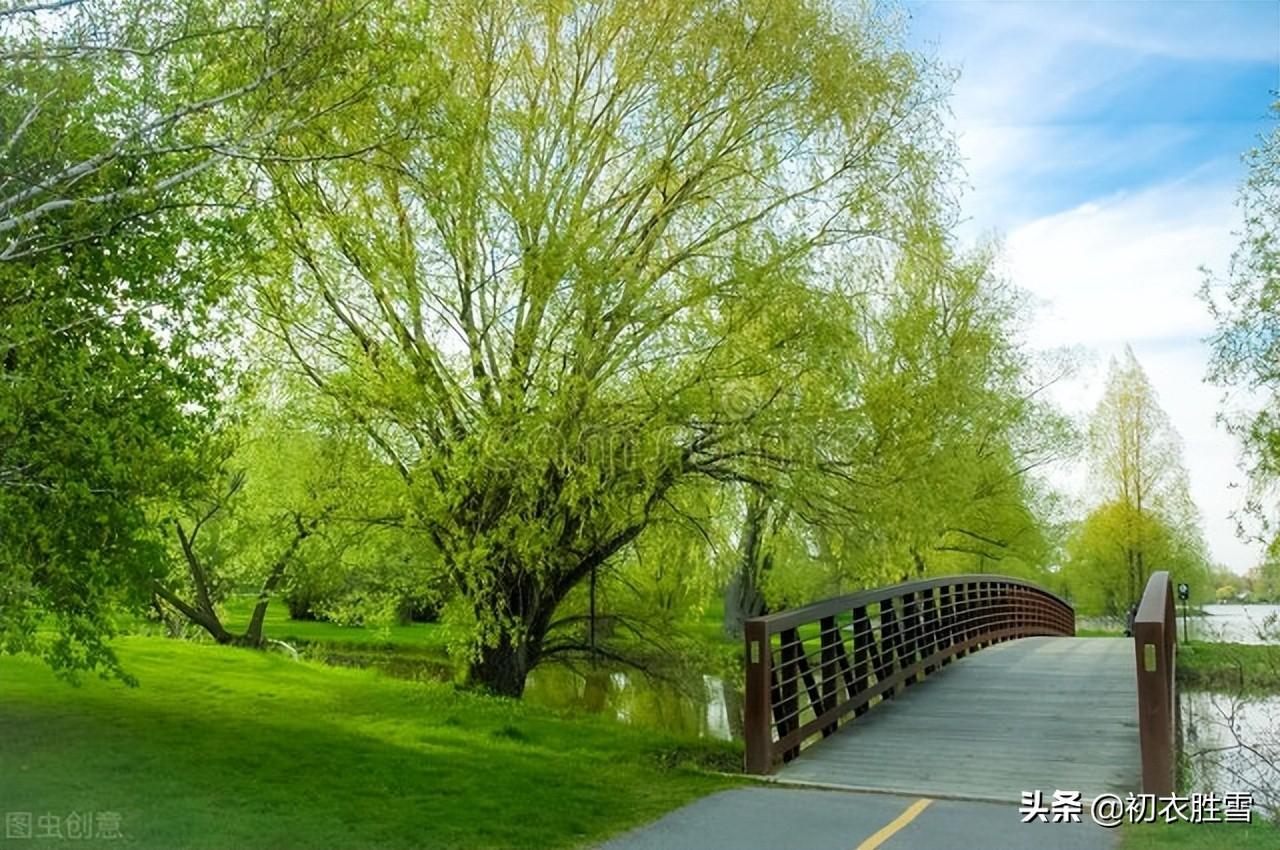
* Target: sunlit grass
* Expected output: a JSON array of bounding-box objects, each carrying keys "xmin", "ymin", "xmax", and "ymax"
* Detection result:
[{"xmin": 0, "ymin": 637, "xmax": 737, "ymax": 849}]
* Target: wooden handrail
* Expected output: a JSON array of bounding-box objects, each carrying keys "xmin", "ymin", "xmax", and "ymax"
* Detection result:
[
  {"xmin": 743, "ymin": 574, "xmax": 1075, "ymax": 774},
  {"xmin": 1133, "ymin": 571, "xmax": 1178, "ymax": 795}
]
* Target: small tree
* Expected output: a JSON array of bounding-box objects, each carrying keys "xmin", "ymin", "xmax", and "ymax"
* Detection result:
[{"xmin": 1087, "ymin": 347, "xmax": 1201, "ymax": 608}]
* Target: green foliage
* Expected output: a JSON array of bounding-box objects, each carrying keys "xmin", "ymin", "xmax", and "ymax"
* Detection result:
[
  {"xmin": 1203, "ymin": 106, "xmax": 1280, "ymax": 505},
  {"xmin": 254, "ymin": 0, "xmax": 956, "ymax": 694},
  {"xmin": 0, "ymin": 0, "xmax": 390, "ymax": 678},
  {"xmin": 1121, "ymin": 820, "xmax": 1279, "ymax": 850},
  {"xmin": 745, "ymin": 239, "xmax": 1070, "ymax": 609},
  {"xmin": 1064, "ymin": 348, "xmax": 1212, "ymax": 614},
  {"xmin": 1177, "ymin": 641, "xmax": 1280, "ymax": 693},
  {"xmin": 1063, "ymin": 501, "xmax": 1212, "ymax": 616},
  {"xmin": 0, "ymin": 109, "xmax": 238, "ymax": 680}
]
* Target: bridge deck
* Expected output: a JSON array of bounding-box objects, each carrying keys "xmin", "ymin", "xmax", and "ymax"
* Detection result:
[{"xmin": 773, "ymin": 636, "xmax": 1140, "ymax": 802}]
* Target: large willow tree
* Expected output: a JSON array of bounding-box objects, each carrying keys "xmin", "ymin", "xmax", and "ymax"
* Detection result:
[{"xmin": 258, "ymin": 0, "xmax": 952, "ymax": 695}]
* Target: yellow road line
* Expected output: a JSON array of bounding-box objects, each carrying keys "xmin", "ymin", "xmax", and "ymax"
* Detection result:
[{"xmin": 854, "ymin": 798, "xmax": 933, "ymax": 850}]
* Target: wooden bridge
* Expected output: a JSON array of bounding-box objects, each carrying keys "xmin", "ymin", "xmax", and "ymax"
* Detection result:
[{"xmin": 742, "ymin": 571, "xmax": 1179, "ymax": 802}]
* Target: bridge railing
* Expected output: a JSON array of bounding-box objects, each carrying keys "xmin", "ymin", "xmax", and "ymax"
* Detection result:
[
  {"xmin": 1133, "ymin": 571, "xmax": 1178, "ymax": 795},
  {"xmin": 743, "ymin": 574, "xmax": 1075, "ymax": 774}
]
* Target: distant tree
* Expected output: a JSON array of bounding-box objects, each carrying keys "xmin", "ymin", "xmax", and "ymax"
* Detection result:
[
  {"xmin": 1063, "ymin": 500, "xmax": 1211, "ymax": 616},
  {"xmin": 1069, "ymin": 348, "xmax": 1212, "ymax": 612},
  {"xmin": 1086, "ymin": 347, "xmax": 1204, "ymax": 607},
  {"xmin": 1249, "ymin": 540, "xmax": 1280, "ymax": 603},
  {"xmin": 721, "ymin": 238, "xmax": 1072, "ymax": 632}
]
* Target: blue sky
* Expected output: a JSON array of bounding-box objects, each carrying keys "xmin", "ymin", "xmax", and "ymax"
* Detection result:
[{"xmin": 902, "ymin": 1, "xmax": 1279, "ymax": 572}]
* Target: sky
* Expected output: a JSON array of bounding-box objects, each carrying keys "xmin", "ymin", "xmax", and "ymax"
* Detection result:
[{"xmin": 904, "ymin": 0, "xmax": 1280, "ymax": 573}]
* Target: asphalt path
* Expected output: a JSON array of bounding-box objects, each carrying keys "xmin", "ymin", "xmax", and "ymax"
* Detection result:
[{"xmin": 598, "ymin": 786, "xmax": 1120, "ymax": 850}]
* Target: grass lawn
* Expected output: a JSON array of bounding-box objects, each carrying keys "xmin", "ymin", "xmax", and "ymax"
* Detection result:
[
  {"xmin": 1176, "ymin": 641, "xmax": 1280, "ymax": 692},
  {"xmin": 1076, "ymin": 627, "xmax": 1124, "ymax": 638},
  {"xmin": 203, "ymin": 597, "xmax": 454, "ymax": 657},
  {"xmin": 1120, "ymin": 819, "xmax": 1279, "ymax": 849},
  {"xmin": 0, "ymin": 638, "xmax": 738, "ymax": 849}
]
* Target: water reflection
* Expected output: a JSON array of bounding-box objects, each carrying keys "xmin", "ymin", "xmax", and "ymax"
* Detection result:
[
  {"xmin": 1188, "ymin": 605, "xmax": 1280, "ymax": 645},
  {"xmin": 1181, "ymin": 688, "xmax": 1280, "ymax": 816},
  {"xmin": 1080, "ymin": 604, "xmax": 1280, "ymax": 645},
  {"xmin": 523, "ymin": 666, "xmax": 745, "ymax": 741}
]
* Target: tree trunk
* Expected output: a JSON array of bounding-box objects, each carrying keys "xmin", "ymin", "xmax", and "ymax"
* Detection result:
[
  {"xmin": 242, "ymin": 599, "xmax": 271, "ymax": 648},
  {"xmin": 468, "ymin": 634, "xmax": 535, "ymax": 697},
  {"xmin": 461, "ymin": 523, "xmax": 646, "ymax": 696},
  {"xmin": 723, "ymin": 492, "xmax": 770, "ymax": 639}
]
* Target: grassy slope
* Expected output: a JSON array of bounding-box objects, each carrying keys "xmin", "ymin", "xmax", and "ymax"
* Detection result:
[
  {"xmin": 1176, "ymin": 641, "xmax": 1280, "ymax": 692},
  {"xmin": 0, "ymin": 638, "xmax": 736, "ymax": 850},
  {"xmin": 208, "ymin": 597, "xmax": 453, "ymax": 655},
  {"xmin": 1121, "ymin": 820, "xmax": 1279, "ymax": 849}
]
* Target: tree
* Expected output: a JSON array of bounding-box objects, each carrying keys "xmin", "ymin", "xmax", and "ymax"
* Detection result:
[
  {"xmin": 720, "ymin": 238, "xmax": 1072, "ymax": 632},
  {"xmin": 1202, "ymin": 106, "xmax": 1280, "ymax": 536},
  {"xmin": 1062, "ymin": 500, "xmax": 1211, "ymax": 616},
  {"xmin": 1084, "ymin": 347, "xmax": 1205, "ymax": 609},
  {"xmin": 0, "ymin": 0, "xmax": 383, "ymax": 679},
  {"xmin": 0, "ymin": 0, "xmax": 383, "ymax": 261},
  {"xmin": 255, "ymin": 0, "xmax": 952, "ymax": 695}
]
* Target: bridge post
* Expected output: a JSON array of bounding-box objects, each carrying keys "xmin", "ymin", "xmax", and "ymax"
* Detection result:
[
  {"xmin": 1133, "ymin": 571, "xmax": 1177, "ymax": 795},
  {"xmin": 744, "ymin": 618, "xmax": 773, "ymax": 774}
]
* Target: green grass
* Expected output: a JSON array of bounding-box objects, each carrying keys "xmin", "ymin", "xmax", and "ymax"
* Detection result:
[
  {"xmin": 1076, "ymin": 627, "xmax": 1125, "ymax": 637},
  {"xmin": 1120, "ymin": 819, "xmax": 1279, "ymax": 849},
  {"xmin": 1176, "ymin": 641, "xmax": 1280, "ymax": 692},
  {"xmin": 218, "ymin": 596, "xmax": 454, "ymax": 654},
  {"xmin": 0, "ymin": 637, "xmax": 738, "ymax": 849}
]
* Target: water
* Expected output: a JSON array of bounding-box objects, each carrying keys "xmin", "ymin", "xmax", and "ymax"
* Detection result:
[
  {"xmin": 1187, "ymin": 604, "xmax": 1280, "ymax": 645},
  {"xmin": 305, "ymin": 645, "xmax": 747, "ymax": 741},
  {"xmin": 523, "ymin": 666, "xmax": 744, "ymax": 741},
  {"xmin": 1080, "ymin": 603, "xmax": 1280, "ymax": 645},
  {"xmin": 1180, "ymin": 688, "xmax": 1280, "ymax": 816}
]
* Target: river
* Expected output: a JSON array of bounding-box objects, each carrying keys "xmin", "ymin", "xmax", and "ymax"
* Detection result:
[
  {"xmin": 1186, "ymin": 604, "xmax": 1280, "ymax": 645},
  {"xmin": 1181, "ymin": 688, "xmax": 1279, "ymax": 816}
]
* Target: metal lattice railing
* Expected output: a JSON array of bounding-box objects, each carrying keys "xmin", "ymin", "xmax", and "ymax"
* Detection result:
[{"xmin": 742, "ymin": 574, "xmax": 1075, "ymax": 774}]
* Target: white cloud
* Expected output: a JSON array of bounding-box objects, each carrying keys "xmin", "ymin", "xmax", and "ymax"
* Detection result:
[
  {"xmin": 905, "ymin": 1, "xmax": 1277, "ymax": 574},
  {"xmin": 1004, "ymin": 179, "xmax": 1234, "ymax": 349},
  {"xmin": 1002, "ymin": 181, "xmax": 1263, "ymax": 573}
]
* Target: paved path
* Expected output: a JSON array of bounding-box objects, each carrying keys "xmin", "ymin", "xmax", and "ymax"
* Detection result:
[
  {"xmin": 599, "ymin": 787, "xmax": 1119, "ymax": 850},
  {"xmin": 604, "ymin": 637, "xmax": 1139, "ymax": 850},
  {"xmin": 775, "ymin": 636, "xmax": 1140, "ymax": 802}
]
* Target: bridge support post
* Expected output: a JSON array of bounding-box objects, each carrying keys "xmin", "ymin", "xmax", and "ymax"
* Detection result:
[
  {"xmin": 744, "ymin": 618, "xmax": 773, "ymax": 774},
  {"xmin": 1133, "ymin": 571, "xmax": 1177, "ymax": 795}
]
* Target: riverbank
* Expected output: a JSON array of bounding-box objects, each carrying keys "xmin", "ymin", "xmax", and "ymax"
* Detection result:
[
  {"xmin": 1177, "ymin": 641, "xmax": 1280, "ymax": 691},
  {"xmin": 0, "ymin": 637, "xmax": 738, "ymax": 849}
]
